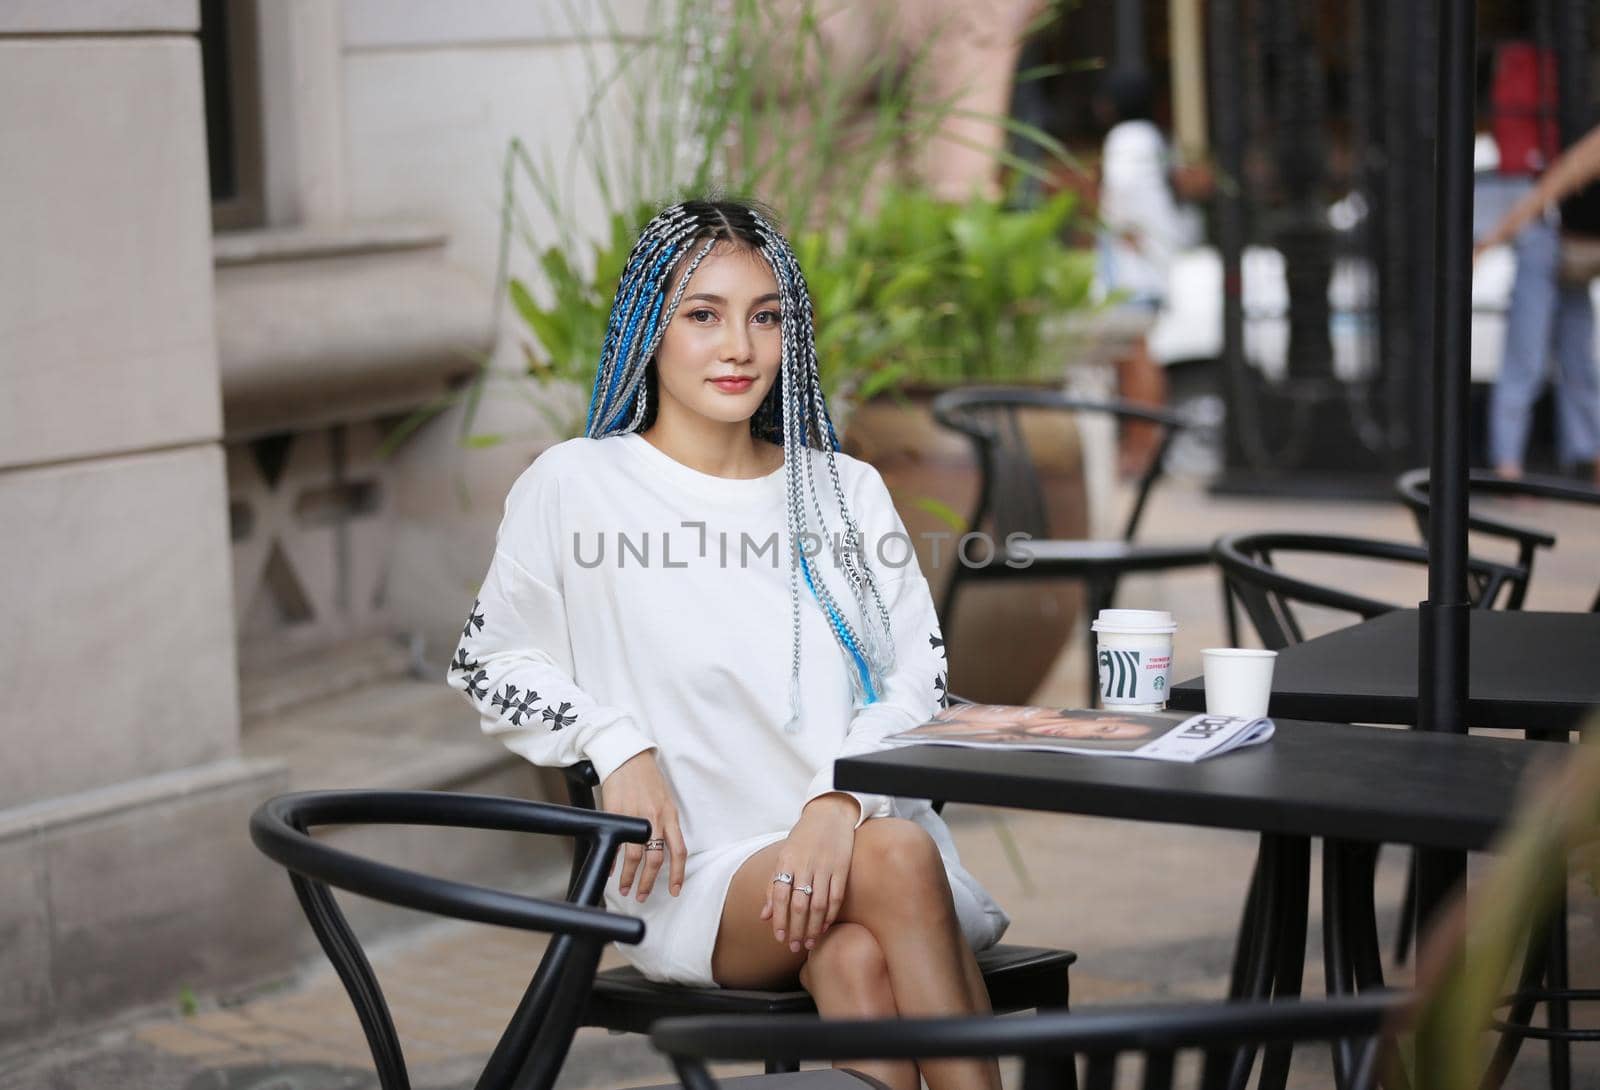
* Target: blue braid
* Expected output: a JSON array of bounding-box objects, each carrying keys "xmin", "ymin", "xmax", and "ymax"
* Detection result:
[
  {"xmin": 594, "ymin": 247, "xmax": 678, "ymax": 430},
  {"xmin": 587, "ymin": 236, "xmax": 670, "ymax": 432},
  {"xmin": 799, "ymin": 552, "xmax": 879, "ymax": 704},
  {"xmin": 600, "ymin": 288, "xmax": 663, "ymax": 431}
]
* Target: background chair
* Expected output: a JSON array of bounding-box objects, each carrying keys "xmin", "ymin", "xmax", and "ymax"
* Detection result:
[
  {"xmin": 248, "ymin": 789, "xmax": 650, "ymax": 1090},
  {"xmin": 651, "ymin": 994, "xmax": 1404, "ymax": 1090},
  {"xmin": 560, "ymin": 746, "xmax": 1077, "ymax": 1074},
  {"xmin": 931, "ymin": 386, "xmax": 1228, "ymax": 701},
  {"xmin": 1212, "ymin": 531, "xmax": 1527, "ymax": 966},
  {"xmin": 1213, "ymin": 531, "xmax": 1527, "ymax": 651},
  {"xmin": 1396, "ymin": 467, "xmax": 1600, "ymax": 611}
]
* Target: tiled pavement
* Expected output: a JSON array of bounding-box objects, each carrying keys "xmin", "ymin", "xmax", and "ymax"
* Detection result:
[{"xmin": 4, "ymin": 474, "xmax": 1595, "ymax": 1090}]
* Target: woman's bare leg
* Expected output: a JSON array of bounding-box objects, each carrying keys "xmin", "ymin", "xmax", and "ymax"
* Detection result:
[
  {"xmin": 837, "ymin": 819, "xmax": 1001, "ymax": 1090},
  {"xmin": 711, "ymin": 824, "xmax": 1000, "ymax": 1090},
  {"xmin": 800, "ymin": 923, "xmax": 917, "ymax": 1090},
  {"xmin": 711, "ymin": 842, "xmax": 807, "ymax": 989}
]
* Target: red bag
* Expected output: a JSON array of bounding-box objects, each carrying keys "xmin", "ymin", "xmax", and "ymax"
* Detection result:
[{"xmin": 1490, "ymin": 41, "xmax": 1560, "ymax": 176}]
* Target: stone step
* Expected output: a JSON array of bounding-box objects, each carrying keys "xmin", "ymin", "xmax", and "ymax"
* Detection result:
[
  {"xmin": 238, "ymin": 634, "xmax": 416, "ymax": 723},
  {"xmin": 241, "ymin": 675, "xmax": 569, "ymax": 950}
]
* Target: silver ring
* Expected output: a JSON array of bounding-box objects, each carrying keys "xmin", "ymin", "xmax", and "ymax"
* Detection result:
[
  {"xmin": 772, "ymin": 872, "xmax": 794, "ymax": 885},
  {"xmin": 794, "ymin": 883, "xmax": 814, "ymax": 896},
  {"xmin": 644, "ymin": 839, "xmax": 666, "ymax": 851}
]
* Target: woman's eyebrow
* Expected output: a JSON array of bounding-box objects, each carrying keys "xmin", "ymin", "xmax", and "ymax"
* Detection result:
[{"xmin": 685, "ymin": 292, "xmax": 781, "ymax": 304}]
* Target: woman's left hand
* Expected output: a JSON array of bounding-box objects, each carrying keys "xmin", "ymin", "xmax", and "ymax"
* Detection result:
[{"xmin": 762, "ymin": 793, "xmax": 859, "ymax": 954}]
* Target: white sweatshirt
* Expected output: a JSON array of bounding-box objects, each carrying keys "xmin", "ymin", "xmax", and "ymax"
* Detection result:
[{"xmin": 447, "ymin": 434, "xmax": 1008, "ymax": 983}]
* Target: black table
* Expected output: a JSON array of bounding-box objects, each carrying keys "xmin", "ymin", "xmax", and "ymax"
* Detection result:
[
  {"xmin": 1168, "ymin": 610, "xmax": 1600, "ymax": 731},
  {"xmin": 837, "ymin": 721, "xmax": 1557, "ymax": 1090}
]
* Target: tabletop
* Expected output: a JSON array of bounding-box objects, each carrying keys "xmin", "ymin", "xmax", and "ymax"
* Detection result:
[
  {"xmin": 836, "ymin": 719, "xmax": 1558, "ymax": 852},
  {"xmin": 1167, "ymin": 610, "xmax": 1600, "ymax": 730}
]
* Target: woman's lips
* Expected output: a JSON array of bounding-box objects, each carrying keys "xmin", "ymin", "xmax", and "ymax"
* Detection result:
[{"xmin": 710, "ymin": 377, "xmax": 754, "ymax": 393}]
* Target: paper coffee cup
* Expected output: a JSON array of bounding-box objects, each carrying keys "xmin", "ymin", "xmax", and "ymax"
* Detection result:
[
  {"xmin": 1091, "ymin": 609, "xmax": 1176, "ymax": 709},
  {"xmin": 1201, "ymin": 648, "xmax": 1278, "ymax": 719}
]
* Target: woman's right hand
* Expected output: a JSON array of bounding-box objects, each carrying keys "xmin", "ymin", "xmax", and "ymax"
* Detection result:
[{"xmin": 599, "ymin": 749, "xmax": 686, "ymax": 902}]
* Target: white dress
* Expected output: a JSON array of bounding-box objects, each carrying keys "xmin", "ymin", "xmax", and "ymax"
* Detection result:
[{"xmin": 447, "ymin": 433, "xmax": 1010, "ymax": 985}]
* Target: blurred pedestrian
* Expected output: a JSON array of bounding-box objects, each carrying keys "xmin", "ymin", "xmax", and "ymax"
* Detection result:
[
  {"xmin": 1476, "ymin": 121, "xmax": 1600, "ymax": 484},
  {"xmin": 1093, "ymin": 69, "xmax": 1210, "ymax": 477}
]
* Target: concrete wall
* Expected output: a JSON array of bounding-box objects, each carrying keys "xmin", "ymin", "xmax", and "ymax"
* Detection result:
[
  {"xmin": 0, "ymin": 0, "xmax": 290, "ymax": 1046},
  {"xmin": 0, "ymin": 0, "xmax": 636, "ymax": 1047},
  {"xmin": 0, "ymin": 4, "xmax": 240, "ymax": 804},
  {"xmin": 335, "ymin": 3, "xmax": 626, "ymax": 666}
]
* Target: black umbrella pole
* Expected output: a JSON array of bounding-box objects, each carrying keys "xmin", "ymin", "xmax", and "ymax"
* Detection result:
[{"xmin": 1417, "ymin": 0, "xmax": 1476, "ymax": 933}]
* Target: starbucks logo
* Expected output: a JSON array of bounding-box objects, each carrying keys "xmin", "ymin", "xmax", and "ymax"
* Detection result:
[{"xmin": 1098, "ymin": 648, "xmax": 1141, "ymax": 700}]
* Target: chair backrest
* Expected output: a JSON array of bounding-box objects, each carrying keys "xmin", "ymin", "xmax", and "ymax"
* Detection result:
[
  {"xmin": 1399, "ymin": 467, "xmax": 1600, "ymax": 610},
  {"xmin": 932, "ymin": 386, "xmax": 1192, "ymax": 545},
  {"xmin": 1394, "ymin": 468, "xmax": 1573, "ymax": 609},
  {"xmin": 1214, "ymin": 532, "xmax": 1527, "ymax": 650},
  {"xmin": 250, "ymin": 790, "xmax": 650, "ymax": 1090},
  {"xmin": 652, "ymin": 995, "xmax": 1403, "ymax": 1090}
]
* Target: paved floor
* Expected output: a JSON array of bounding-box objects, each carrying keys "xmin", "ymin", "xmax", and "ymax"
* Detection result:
[{"xmin": 4, "ymin": 473, "xmax": 1595, "ymax": 1090}]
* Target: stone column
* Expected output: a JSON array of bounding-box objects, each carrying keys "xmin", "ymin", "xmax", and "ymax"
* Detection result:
[{"xmin": 0, "ymin": 0, "xmax": 291, "ymax": 1046}]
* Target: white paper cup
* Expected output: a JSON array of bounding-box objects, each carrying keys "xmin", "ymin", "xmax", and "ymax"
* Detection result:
[
  {"xmin": 1201, "ymin": 648, "xmax": 1278, "ymax": 719},
  {"xmin": 1091, "ymin": 609, "xmax": 1177, "ymax": 709}
]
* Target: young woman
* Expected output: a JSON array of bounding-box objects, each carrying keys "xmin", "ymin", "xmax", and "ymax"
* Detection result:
[{"xmin": 449, "ymin": 199, "xmax": 1009, "ymax": 1090}]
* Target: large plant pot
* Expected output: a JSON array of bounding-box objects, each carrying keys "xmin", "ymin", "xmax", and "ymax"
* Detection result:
[{"xmin": 842, "ymin": 384, "xmax": 1088, "ymax": 705}]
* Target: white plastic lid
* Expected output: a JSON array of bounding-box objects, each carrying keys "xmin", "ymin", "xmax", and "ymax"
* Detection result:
[{"xmin": 1090, "ymin": 608, "xmax": 1177, "ymax": 635}]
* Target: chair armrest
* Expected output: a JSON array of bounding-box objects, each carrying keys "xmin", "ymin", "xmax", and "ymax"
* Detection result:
[{"xmin": 250, "ymin": 790, "xmax": 647, "ymax": 942}]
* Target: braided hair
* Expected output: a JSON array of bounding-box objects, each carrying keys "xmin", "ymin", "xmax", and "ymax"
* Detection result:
[{"xmin": 585, "ymin": 199, "xmax": 896, "ymax": 731}]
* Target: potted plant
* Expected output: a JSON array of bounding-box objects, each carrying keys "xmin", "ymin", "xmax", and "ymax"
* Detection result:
[{"xmin": 789, "ymin": 186, "xmax": 1096, "ymax": 701}]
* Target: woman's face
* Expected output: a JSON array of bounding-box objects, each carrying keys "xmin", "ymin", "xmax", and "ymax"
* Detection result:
[{"xmin": 651, "ymin": 245, "xmax": 783, "ymax": 433}]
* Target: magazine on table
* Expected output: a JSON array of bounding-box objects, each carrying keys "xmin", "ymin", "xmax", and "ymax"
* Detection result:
[{"xmin": 886, "ymin": 704, "xmax": 1275, "ymax": 763}]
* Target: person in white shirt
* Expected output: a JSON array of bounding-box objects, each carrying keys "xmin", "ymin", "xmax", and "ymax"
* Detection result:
[
  {"xmin": 1094, "ymin": 70, "xmax": 1209, "ymax": 476},
  {"xmin": 449, "ymin": 200, "xmax": 1009, "ymax": 1090}
]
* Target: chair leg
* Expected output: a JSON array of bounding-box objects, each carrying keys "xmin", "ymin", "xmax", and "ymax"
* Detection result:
[
  {"xmin": 1257, "ymin": 837, "xmax": 1311, "ymax": 1090},
  {"xmin": 1546, "ymin": 896, "xmax": 1571, "ymax": 1090},
  {"xmin": 1394, "ymin": 849, "xmax": 1417, "ymax": 965},
  {"xmin": 1222, "ymin": 580, "xmax": 1241, "ymax": 648},
  {"xmin": 1084, "ymin": 578, "xmax": 1112, "ymax": 706},
  {"xmin": 1483, "ymin": 918, "xmax": 1553, "ymax": 1090}
]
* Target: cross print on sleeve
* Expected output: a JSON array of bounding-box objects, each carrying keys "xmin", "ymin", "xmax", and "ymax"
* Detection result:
[
  {"xmin": 451, "ymin": 648, "xmax": 481, "ymax": 674},
  {"xmin": 541, "ymin": 701, "xmax": 577, "ymax": 731},
  {"xmin": 491, "ymin": 683, "xmax": 526, "ymax": 721},
  {"xmin": 507, "ymin": 689, "xmax": 541, "ymax": 726},
  {"xmin": 462, "ymin": 600, "xmax": 486, "ymax": 640},
  {"xmin": 461, "ymin": 669, "xmax": 489, "ymax": 701}
]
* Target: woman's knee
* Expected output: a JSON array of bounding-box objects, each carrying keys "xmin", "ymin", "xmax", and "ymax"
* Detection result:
[
  {"xmin": 799, "ymin": 922, "xmax": 892, "ymax": 1009},
  {"xmin": 850, "ymin": 818, "xmax": 952, "ymax": 908}
]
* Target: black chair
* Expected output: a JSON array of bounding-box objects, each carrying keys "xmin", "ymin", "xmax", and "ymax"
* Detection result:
[
  {"xmin": 560, "ymin": 755, "xmax": 1077, "ymax": 1074},
  {"xmin": 1396, "ymin": 467, "xmax": 1600, "ymax": 611},
  {"xmin": 1213, "ymin": 531, "xmax": 1527, "ymax": 651},
  {"xmin": 652, "ymin": 994, "xmax": 1405, "ymax": 1090},
  {"xmin": 1212, "ymin": 532, "xmax": 1526, "ymax": 968},
  {"xmin": 1395, "ymin": 471, "xmax": 1600, "ymax": 1090},
  {"xmin": 249, "ymin": 789, "xmax": 650, "ymax": 1090},
  {"xmin": 931, "ymin": 386, "xmax": 1227, "ymax": 699}
]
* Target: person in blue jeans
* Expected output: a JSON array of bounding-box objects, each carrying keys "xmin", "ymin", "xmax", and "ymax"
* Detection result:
[{"xmin": 1477, "ymin": 125, "xmax": 1600, "ymax": 482}]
